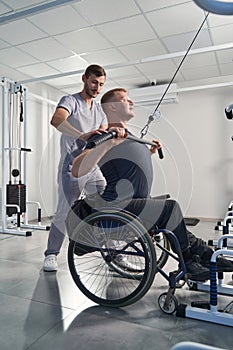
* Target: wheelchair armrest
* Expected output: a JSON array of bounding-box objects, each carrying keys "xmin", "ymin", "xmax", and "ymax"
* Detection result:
[{"xmin": 154, "ymin": 194, "xmax": 171, "ymax": 200}]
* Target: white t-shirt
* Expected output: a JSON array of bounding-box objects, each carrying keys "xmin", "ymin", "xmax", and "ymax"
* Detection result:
[{"xmin": 57, "ymin": 93, "xmax": 107, "ymax": 174}]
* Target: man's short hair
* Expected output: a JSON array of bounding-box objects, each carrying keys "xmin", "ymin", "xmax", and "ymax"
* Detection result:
[
  {"xmin": 84, "ymin": 64, "xmax": 106, "ymax": 78},
  {"xmin": 100, "ymin": 88, "xmax": 127, "ymax": 105}
]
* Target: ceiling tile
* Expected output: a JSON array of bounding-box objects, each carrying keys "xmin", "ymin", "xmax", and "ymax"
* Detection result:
[
  {"xmin": 81, "ymin": 48, "xmax": 127, "ymax": 65},
  {"xmin": 181, "ymin": 65, "xmax": 220, "ymax": 80},
  {"xmin": 0, "ymin": 47, "xmax": 39, "ymax": 67},
  {"xmin": 0, "ymin": 38, "xmax": 10, "ymax": 49},
  {"xmin": 136, "ymin": 0, "xmax": 192, "ymax": 12},
  {"xmin": 0, "ymin": 62, "xmax": 29, "ymax": 81},
  {"xmin": 162, "ymin": 29, "xmax": 212, "ymax": 53},
  {"xmin": 73, "ymin": 0, "xmax": 140, "ymax": 24},
  {"xmin": 0, "ymin": 2, "xmax": 11, "ymax": 14},
  {"xmin": 211, "ymin": 23, "xmax": 233, "ymax": 45},
  {"xmin": 17, "ymin": 63, "xmax": 60, "ymax": 78},
  {"xmin": 136, "ymin": 61, "xmax": 185, "ymax": 84},
  {"xmin": 146, "ymin": 2, "xmax": 206, "ymax": 37},
  {"xmin": 119, "ymin": 39, "xmax": 167, "ymax": 60},
  {"xmin": 136, "ymin": 60, "xmax": 178, "ymax": 77},
  {"xmin": 2, "ymin": 0, "xmax": 45, "ymax": 10},
  {"xmin": 174, "ymin": 52, "xmax": 217, "ymax": 69},
  {"xmin": 97, "ymin": 15, "xmax": 156, "ymax": 47},
  {"xmin": 28, "ymin": 5, "xmax": 88, "ymax": 35},
  {"xmin": 111, "ymin": 75, "xmax": 152, "ymax": 89},
  {"xmin": 106, "ymin": 65, "xmax": 141, "ymax": 79},
  {"xmin": 101, "ymin": 79, "xmax": 120, "ymax": 89},
  {"xmin": 219, "ymin": 62, "xmax": 233, "ymax": 76},
  {"xmin": 216, "ymin": 48, "xmax": 233, "ymax": 64},
  {"xmin": 18, "ymin": 37, "xmax": 72, "ymax": 61},
  {"xmin": 56, "ymin": 27, "xmax": 113, "ymax": 54},
  {"xmin": 47, "ymin": 55, "xmax": 88, "ymax": 73},
  {"xmin": 208, "ymin": 12, "xmax": 233, "ymax": 28},
  {"xmin": 44, "ymin": 75, "xmax": 83, "ymax": 88},
  {"xmin": 0, "ymin": 18, "xmax": 47, "ymax": 45}
]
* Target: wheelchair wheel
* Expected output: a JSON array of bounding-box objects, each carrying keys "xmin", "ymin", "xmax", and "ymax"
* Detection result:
[
  {"xmin": 158, "ymin": 292, "xmax": 178, "ymax": 315},
  {"xmin": 68, "ymin": 210, "xmax": 157, "ymax": 307}
]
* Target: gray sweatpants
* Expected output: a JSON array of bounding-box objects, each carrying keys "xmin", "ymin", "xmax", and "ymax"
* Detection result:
[{"xmin": 44, "ymin": 167, "xmax": 106, "ymax": 256}]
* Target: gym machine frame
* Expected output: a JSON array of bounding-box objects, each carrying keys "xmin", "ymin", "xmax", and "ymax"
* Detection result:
[
  {"xmin": 1, "ymin": 77, "xmax": 50, "ymax": 236},
  {"xmin": 212, "ymin": 103, "xmax": 233, "ymax": 248},
  {"xmin": 189, "ymin": 234, "xmax": 233, "ymax": 298},
  {"xmin": 176, "ymin": 234, "xmax": 233, "ymax": 327}
]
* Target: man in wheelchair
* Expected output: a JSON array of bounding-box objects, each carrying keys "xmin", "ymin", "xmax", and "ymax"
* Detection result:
[{"xmin": 69, "ymin": 87, "xmax": 233, "ymax": 282}]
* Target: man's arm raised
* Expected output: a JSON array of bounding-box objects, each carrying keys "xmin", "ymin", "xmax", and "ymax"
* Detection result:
[{"xmin": 71, "ymin": 128, "xmax": 126, "ymax": 178}]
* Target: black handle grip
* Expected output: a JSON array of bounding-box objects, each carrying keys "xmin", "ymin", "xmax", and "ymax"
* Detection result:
[
  {"xmin": 21, "ymin": 147, "xmax": 32, "ymax": 152},
  {"xmin": 158, "ymin": 147, "xmax": 164, "ymax": 159},
  {"xmin": 20, "ymin": 101, "xmax": 23, "ymax": 122},
  {"xmin": 85, "ymin": 131, "xmax": 117, "ymax": 149},
  {"xmin": 225, "ymin": 108, "xmax": 233, "ymax": 120},
  {"xmin": 126, "ymin": 134, "xmax": 164, "ymax": 160}
]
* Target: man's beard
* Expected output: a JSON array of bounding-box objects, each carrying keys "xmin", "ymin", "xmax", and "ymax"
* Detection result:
[{"xmin": 85, "ymin": 84, "xmax": 98, "ymax": 98}]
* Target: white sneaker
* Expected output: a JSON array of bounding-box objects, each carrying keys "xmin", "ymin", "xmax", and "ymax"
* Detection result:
[
  {"xmin": 43, "ymin": 254, "xmax": 58, "ymax": 272},
  {"xmin": 113, "ymin": 255, "xmax": 141, "ymax": 271}
]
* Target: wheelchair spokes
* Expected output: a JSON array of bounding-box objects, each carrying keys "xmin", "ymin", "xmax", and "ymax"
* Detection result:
[{"xmin": 68, "ymin": 210, "xmax": 157, "ymax": 307}]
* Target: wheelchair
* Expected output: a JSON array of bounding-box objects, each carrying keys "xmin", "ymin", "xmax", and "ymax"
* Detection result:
[
  {"xmin": 66, "ymin": 204, "xmax": 186, "ymax": 310},
  {"xmin": 66, "ymin": 133, "xmax": 233, "ymax": 324}
]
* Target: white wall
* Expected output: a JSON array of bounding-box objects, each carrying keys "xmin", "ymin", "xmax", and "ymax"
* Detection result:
[
  {"xmin": 1, "ymin": 79, "xmax": 233, "ymax": 222},
  {"xmin": 130, "ymin": 86, "xmax": 233, "ymax": 219},
  {"xmin": 26, "ymin": 94, "xmax": 60, "ymax": 219}
]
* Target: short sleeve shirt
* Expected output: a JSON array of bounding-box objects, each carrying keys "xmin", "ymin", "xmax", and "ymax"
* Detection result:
[{"xmin": 57, "ymin": 93, "xmax": 107, "ymax": 173}]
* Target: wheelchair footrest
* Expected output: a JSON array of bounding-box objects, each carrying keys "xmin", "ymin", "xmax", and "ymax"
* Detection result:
[{"xmin": 190, "ymin": 301, "xmax": 210, "ymax": 310}]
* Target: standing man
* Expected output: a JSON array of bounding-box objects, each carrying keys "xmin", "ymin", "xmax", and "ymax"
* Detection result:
[{"xmin": 43, "ymin": 64, "xmax": 108, "ymax": 272}]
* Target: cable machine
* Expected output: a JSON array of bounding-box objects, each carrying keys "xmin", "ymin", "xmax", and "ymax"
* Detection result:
[
  {"xmin": 208, "ymin": 104, "xmax": 233, "ymax": 249},
  {"xmin": 1, "ymin": 77, "xmax": 50, "ymax": 236}
]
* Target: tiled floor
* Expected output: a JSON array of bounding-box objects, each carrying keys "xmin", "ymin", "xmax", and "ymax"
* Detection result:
[{"xmin": 0, "ymin": 219, "xmax": 232, "ymax": 350}]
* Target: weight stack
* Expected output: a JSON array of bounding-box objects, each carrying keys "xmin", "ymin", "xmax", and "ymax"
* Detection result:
[{"xmin": 6, "ymin": 184, "xmax": 26, "ymax": 216}]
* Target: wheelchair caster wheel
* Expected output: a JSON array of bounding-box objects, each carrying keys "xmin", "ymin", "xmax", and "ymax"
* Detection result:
[{"xmin": 158, "ymin": 292, "xmax": 178, "ymax": 314}]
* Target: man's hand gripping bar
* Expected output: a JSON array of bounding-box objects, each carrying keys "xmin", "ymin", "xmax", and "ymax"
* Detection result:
[
  {"xmin": 85, "ymin": 131, "xmax": 164, "ymax": 159},
  {"xmin": 126, "ymin": 134, "xmax": 164, "ymax": 159}
]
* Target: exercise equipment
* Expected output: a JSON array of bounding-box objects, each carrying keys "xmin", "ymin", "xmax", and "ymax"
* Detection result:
[
  {"xmin": 176, "ymin": 237, "xmax": 233, "ymax": 327},
  {"xmin": 137, "ymin": 13, "xmax": 208, "ymax": 226},
  {"xmin": 212, "ymin": 213, "xmax": 233, "ymax": 248},
  {"xmin": 85, "ymin": 130, "xmax": 164, "ymax": 159},
  {"xmin": 193, "ymin": 0, "xmax": 233, "ymax": 15},
  {"xmin": 139, "ymin": 12, "xmax": 209, "ymax": 139},
  {"xmin": 170, "ymin": 341, "xmax": 226, "ymax": 350},
  {"xmin": 1, "ymin": 77, "xmax": 50, "ymax": 236},
  {"xmin": 188, "ymin": 235, "xmax": 233, "ymax": 297},
  {"xmin": 212, "ymin": 103, "xmax": 233, "ymax": 247}
]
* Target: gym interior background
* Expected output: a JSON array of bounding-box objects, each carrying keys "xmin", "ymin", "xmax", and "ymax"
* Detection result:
[{"xmin": 0, "ymin": 1, "xmax": 233, "ymax": 350}]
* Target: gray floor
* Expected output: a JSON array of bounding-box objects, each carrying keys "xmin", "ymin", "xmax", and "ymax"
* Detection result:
[{"xmin": 0, "ymin": 219, "xmax": 233, "ymax": 350}]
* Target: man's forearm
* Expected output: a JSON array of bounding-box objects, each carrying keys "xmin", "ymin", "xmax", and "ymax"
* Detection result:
[
  {"xmin": 72, "ymin": 141, "xmax": 113, "ymax": 178},
  {"xmin": 56, "ymin": 119, "xmax": 83, "ymax": 138}
]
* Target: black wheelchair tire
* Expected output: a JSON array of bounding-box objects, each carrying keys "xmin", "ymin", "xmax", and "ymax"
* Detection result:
[{"xmin": 68, "ymin": 210, "xmax": 157, "ymax": 307}]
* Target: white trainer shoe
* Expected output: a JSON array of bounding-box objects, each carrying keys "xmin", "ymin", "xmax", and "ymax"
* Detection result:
[
  {"xmin": 43, "ymin": 254, "xmax": 58, "ymax": 272},
  {"xmin": 113, "ymin": 255, "xmax": 141, "ymax": 271}
]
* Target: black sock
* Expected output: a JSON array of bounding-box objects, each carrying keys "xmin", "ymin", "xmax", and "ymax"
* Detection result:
[{"xmin": 182, "ymin": 247, "xmax": 192, "ymax": 262}]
